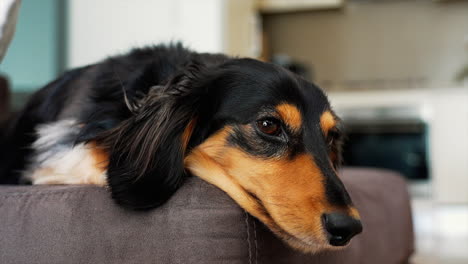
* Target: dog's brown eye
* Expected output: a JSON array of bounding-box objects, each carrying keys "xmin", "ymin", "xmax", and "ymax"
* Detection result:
[{"xmin": 257, "ymin": 119, "xmax": 281, "ymax": 136}]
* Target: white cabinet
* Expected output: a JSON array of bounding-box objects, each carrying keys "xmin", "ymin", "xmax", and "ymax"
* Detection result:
[{"xmin": 429, "ymin": 89, "xmax": 468, "ymax": 204}]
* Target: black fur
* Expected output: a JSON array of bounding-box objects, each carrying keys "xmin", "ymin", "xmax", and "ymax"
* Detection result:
[{"xmin": 0, "ymin": 44, "xmax": 349, "ymax": 209}]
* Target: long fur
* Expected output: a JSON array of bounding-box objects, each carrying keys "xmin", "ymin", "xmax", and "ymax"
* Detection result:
[
  {"xmin": 0, "ymin": 43, "xmax": 346, "ymax": 210},
  {"xmin": 0, "ymin": 43, "xmax": 364, "ymax": 251},
  {"xmin": 94, "ymin": 63, "xmax": 210, "ymax": 209},
  {"xmin": 0, "ymin": 44, "xmax": 229, "ymax": 208}
]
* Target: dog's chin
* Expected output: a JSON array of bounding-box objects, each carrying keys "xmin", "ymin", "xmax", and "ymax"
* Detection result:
[
  {"xmin": 265, "ymin": 222, "xmax": 337, "ymax": 254},
  {"xmin": 272, "ymin": 227, "xmax": 348, "ymax": 254}
]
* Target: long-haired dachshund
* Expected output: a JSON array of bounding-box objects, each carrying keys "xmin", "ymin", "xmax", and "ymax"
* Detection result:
[{"xmin": 0, "ymin": 44, "xmax": 362, "ymax": 253}]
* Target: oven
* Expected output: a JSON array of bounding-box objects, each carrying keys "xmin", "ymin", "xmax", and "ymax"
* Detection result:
[{"xmin": 338, "ymin": 106, "xmax": 430, "ymax": 181}]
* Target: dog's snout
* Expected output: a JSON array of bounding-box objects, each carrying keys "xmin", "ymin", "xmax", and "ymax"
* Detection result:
[{"xmin": 322, "ymin": 212, "xmax": 363, "ymax": 247}]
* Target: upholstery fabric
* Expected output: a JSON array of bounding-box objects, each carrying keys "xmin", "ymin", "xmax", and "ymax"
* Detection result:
[{"xmin": 0, "ymin": 168, "xmax": 414, "ymax": 264}]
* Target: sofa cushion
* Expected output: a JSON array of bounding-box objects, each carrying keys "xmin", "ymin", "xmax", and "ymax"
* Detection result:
[{"xmin": 0, "ymin": 168, "xmax": 414, "ymax": 264}]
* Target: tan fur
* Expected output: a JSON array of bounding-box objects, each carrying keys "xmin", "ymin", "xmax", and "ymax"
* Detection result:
[
  {"xmin": 181, "ymin": 118, "xmax": 197, "ymax": 153},
  {"xmin": 276, "ymin": 103, "xmax": 302, "ymax": 132},
  {"xmin": 29, "ymin": 143, "xmax": 107, "ymax": 185},
  {"xmin": 185, "ymin": 126, "xmax": 345, "ymax": 253},
  {"xmin": 349, "ymin": 207, "xmax": 361, "ymax": 220},
  {"xmin": 320, "ymin": 111, "xmax": 336, "ymax": 136}
]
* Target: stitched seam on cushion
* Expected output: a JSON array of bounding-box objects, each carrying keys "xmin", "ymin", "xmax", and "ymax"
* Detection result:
[
  {"xmin": 253, "ymin": 219, "xmax": 258, "ymax": 264},
  {"xmin": 245, "ymin": 211, "xmax": 252, "ymax": 264}
]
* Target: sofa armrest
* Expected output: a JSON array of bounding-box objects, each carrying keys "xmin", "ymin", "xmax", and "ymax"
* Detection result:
[{"xmin": 0, "ymin": 168, "xmax": 414, "ymax": 264}]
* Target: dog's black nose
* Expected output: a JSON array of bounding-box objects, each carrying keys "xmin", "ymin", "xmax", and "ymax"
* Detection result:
[{"xmin": 322, "ymin": 212, "xmax": 363, "ymax": 246}]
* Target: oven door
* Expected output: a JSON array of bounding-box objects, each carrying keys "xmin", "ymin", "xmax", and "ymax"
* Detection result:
[{"xmin": 340, "ymin": 108, "xmax": 429, "ymax": 181}]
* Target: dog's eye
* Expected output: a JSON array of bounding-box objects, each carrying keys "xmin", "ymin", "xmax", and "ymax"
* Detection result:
[{"xmin": 257, "ymin": 119, "xmax": 281, "ymax": 136}]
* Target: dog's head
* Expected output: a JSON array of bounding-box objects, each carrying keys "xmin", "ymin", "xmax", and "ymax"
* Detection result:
[{"xmin": 102, "ymin": 58, "xmax": 362, "ymax": 253}]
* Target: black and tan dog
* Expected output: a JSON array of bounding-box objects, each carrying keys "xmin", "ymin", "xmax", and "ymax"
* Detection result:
[{"xmin": 0, "ymin": 44, "xmax": 362, "ymax": 252}]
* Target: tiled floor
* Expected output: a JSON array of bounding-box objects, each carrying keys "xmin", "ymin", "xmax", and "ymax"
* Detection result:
[{"xmin": 410, "ymin": 199, "xmax": 468, "ymax": 264}]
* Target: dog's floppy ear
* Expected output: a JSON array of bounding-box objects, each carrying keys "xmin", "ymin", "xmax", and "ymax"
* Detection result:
[{"xmin": 97, "ymin": 63, "xmax": 206, "ymax": 210}]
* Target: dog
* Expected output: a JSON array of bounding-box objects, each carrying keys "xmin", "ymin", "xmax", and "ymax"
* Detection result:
[{"xmin": 0, "ymin": 44, "xmax": 362, "ymax": 253}]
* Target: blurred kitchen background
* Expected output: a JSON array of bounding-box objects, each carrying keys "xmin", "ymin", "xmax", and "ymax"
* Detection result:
[{"xmin": 1, "ymin": 0, "xmax": 467, "ymax": 263}]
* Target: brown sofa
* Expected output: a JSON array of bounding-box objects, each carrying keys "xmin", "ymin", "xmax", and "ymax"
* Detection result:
[{"xmin": 0, "ymin": 168, "xmax": 414, "ymax": 264}]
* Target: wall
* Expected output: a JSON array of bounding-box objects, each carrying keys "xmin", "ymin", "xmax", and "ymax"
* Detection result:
[
  {"xmin": 263, "ymin": 0, "xmax": 468, "ymax": 89},
  {"xmin": 67, "ymin": 0, "xmax": 225, "ymax": 68},
  {"xmin": 0, "ymin": 0, "xmax": 63, "ymax": 92},
  {"xmin": 1, "ymin": 0, "xmax": 258, "ymax": 105}
]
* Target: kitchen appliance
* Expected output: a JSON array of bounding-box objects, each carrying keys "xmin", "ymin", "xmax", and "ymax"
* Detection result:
[{"xmin": 339, "ymin": 106, "xmax": 429, "ymax": 181}]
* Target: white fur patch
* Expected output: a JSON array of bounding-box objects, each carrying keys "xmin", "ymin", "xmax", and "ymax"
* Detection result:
[{"xmin": 23, "ymin": 120, "xmax": 107, "ymax": 185}]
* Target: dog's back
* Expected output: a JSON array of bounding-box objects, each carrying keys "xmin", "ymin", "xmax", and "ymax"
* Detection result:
[{"xmin": 0, "ymin": 44, "xmax": 227, "ymax": 184}]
